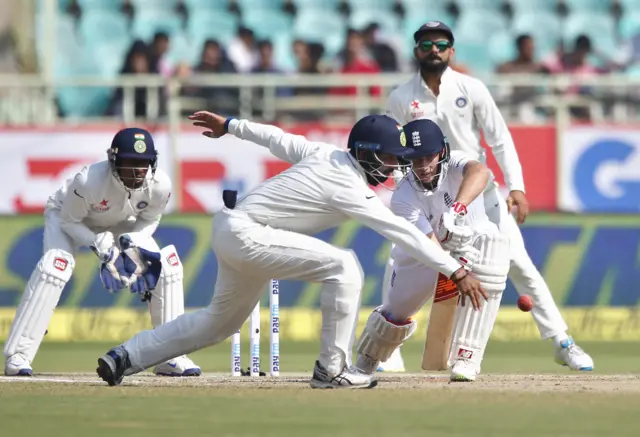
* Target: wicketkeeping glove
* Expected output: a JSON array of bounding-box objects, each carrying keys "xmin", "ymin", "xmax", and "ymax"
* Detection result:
[
  {"xmin": 90, "ymin": 233, "xmax": 129, "ymax": 292},
  {"xmin": 119, "ymin": 235, "xmax": 162, "ymax": 296}
]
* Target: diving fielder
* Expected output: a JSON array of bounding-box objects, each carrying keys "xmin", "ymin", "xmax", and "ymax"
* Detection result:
[
  {"xmin": 356, "ymin": 119, "xmax": 509, "ymax": 382},
  {"xmin": 96, "ymin": 112, "xmax": 487, "ymax": 389},
  {"xmin": 379, "ymin": 20, "xmax": 592, "ymax": 372},
  {"xmin": 3, "ymin": 128, "xmax": 200, "ymax": 377}
]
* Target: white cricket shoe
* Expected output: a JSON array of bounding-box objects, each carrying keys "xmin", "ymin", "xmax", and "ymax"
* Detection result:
[
  {"xmin": 376, "ymin": 347, "xmax": 406, "ymax": 373},
  {"xmin": 310, "ymin": 360, "xmax": 378, "ymax": 389},
  {"xmin": 153, "ymin": 355, "xmax": 201, "ymax": 377},
  {"xmin": 4, "ymin": 353, "xmax": 33, "ymax": 376},
  {"xmin": 450, "ymin": 359, "xmax": 477, "ymax": 382},
  {"xmin": 554, "ymin": 337, "xmax": 594, "ymax": 371}
]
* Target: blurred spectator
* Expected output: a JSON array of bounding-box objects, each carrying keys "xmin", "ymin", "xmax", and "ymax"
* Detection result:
[
  {"xmin": 252, "ymin": 40, "xmax": 282, "ymax": 73},
  {"xmin": 106, "ymin": 40, "xmax": 164, "ymax": 118},
  {"xmin": 543, "ymin": 35, "xmax": 599, "ymax": 76},
  {"xmin": 227, "ymin": 26, "xmax": 260, "ymax": 73},
  {"xmin": 496, "ymin": 35, "xmax": 547, "ymax": 110},
  {"xmin": 182, "ymin": 40, "xmax": 239, "ymax": 113},
  {"xmin": 497, "ymin": 35, "xmax": 545, "ymax": 74},
  {"xmin": 542, "ymin": 35, "xmax": 603, "ymax": 120},
  {"xmin": 292, "ymin": 39, "xmax": 326, "ymax": 95},
  {"xmin": 332, "ymin": 29, "xmax": 381, "ymax": 96},
  {"xmin": 251, "ymin": 40, "xmax": 292, "ymax": 99},
  {"xmin": 148, "ymin": 32, "xmax": 171, "ymax": 75},
  {"xmin": 0, "ymin": 0, "xmax": 18, "ymax": 73},
  {"xmin": 362, "ymin": 23, "xmax": 398, "ymax": 72}
]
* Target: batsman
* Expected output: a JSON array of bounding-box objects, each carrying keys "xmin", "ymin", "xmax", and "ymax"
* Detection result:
[
  {"xmin": 3, "ymin": 128, "xmax": 200, "ymax": 378},
  {"xmin": 355, "ymin": 119, "xmax": 509, "ymax": 382}
]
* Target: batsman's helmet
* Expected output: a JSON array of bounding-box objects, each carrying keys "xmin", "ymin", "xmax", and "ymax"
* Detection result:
[{"xmin": 402, "ymin": 119, "xmax": 450, "ymax": 192}]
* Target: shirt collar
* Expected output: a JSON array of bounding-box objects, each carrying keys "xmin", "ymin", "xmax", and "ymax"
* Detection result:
[{"xmin": 417, "ymin": 66, "xmax": 452, "ymax": 92}]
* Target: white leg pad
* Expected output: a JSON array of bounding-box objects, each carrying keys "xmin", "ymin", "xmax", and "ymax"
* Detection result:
[
  {"xmin": 448, "ymin": 230, "xmax": 510, "ymax": 370},
  {"xmin": 3, "ymin": 249, "xmax": 74, "ymax": 362},
  {"xmin": 148, "ymin": 245, "xmax": 185, "ymax": 327},
  {"xmin": 356, "ymin": 306, "xmax": 417, "ymax": 363}
]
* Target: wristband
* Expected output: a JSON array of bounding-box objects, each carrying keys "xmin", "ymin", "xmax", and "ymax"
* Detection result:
[{"xmin": 223, "ymin": 117, "xmax": 236, "ymax": 133}]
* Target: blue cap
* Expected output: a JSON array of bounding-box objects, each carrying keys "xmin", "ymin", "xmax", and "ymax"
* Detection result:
[
  {"xmin": 110, "ymin": 127, "xmax": 157, "ymax": 160},
  {"xmin": 402, "ymin": 119, "xmax": 447, "ymax": 158},
  {"xmin": 348, "ymin": 115, "xmax": 412, "ymax": 157},
  {"xmin": 413, "ymin": 21, "xmax": 455, "ymax": 45}
]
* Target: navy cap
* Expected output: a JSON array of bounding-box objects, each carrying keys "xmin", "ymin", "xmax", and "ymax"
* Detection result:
[
  {"xmin": 402, "ymin": 119, "xmax": 447, "ymax": 158},
  {"xmin": 110, "ymin": 127, "xmax": 157, "ymax": 160},
  {"xmin": 348, "ymin": 115, "xmax": 412, "ymax": 157},
  {"xmin": 413, "ymin": 21, "xmax": 454, "ymax": 45}
]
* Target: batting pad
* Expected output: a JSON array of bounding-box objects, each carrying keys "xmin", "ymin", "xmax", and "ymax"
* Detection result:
[
  {"xmin": 356, "ymin": 306, "xmax": 417, "ymax": 363},
  {"xmin": 447, "ymin": 230, "xmax": 510, "ymax": 369},
  {"xmin": 4, "ymin": 249, "xmax": 74, "ymax": 362},
  {"xmin": 148, "ymin": 245, "xmax": 185, "ymax": 327}
]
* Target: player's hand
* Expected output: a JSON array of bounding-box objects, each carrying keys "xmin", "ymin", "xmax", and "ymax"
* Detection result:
[
  {"xmin": 119, "ymin": 235, "xmax": 162, "ymax": 296},
  {"xmin": 188, "ymin": 111, "xmax": 228, "ymax": 138},
  {"xmin": 506, "ymin": 190, "xmax": 529, "ymax": 224},
  {"xmin": 450, "ymin": 267, "xmax": 488, "ymax": 311},
  {"xmin": 437, "ymin": 203, "xmax": 473, "ymax": 251},
  {"xmin": 96, "ymin": 246, "xmax": 130, "ymax": 292}
]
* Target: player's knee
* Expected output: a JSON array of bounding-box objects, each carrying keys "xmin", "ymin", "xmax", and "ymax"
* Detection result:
[
  {"xmin": 334, "ymin": 249, "xmax": 364, "ymax": 289},
  {"xmin": 38, "ymin": 249, "xmax": 75, "ymax": 283}
]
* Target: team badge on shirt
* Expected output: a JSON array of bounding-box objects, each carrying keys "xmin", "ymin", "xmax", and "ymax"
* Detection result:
[
  {"xmin": 136, "ymin": 201, "xmax": 149, "ymax": 210},
  {"xmin": 455, "ymin": 97, "xmax": 468, "ymax": 108},
  {"xmin": 93, "ymin": 199, "xmax": 110, "ymax": 212}
]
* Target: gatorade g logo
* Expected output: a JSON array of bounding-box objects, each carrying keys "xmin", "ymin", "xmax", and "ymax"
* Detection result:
[
  {"xmin": 53, "ymin": 257, "xmax": 68, "ymax": 271},
  {"xmin": 457, "ymin": 348, "xmax": 473, "ymax": 360},
  {"xmin": 167, "ymin": 253, "xmax": 179, "ymax": 266}
]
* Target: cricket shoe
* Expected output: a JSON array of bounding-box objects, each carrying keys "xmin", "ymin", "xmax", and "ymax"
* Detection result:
[
  {"xmin": 310, "ymin": 360, "xmax": 378, "ymax": 389},
  {"xmin": 450, "ymin": 359, "xmax": 478, "ymax": 382},
  {"xmin": 96, "ymin": 345, "xmax": 131, "ymax": 386},
  {"xmin": 376, "ymin": 348, "xmax": 405, "ymax": 373},
  {"xmin": 4, "ymin": 353, "xmax": 33, "ymax": 376},
  {"xmin": 153, "ymin": 355, "xmax": 201, "ymax": 377},
  {"xmin": 554, "ymin": 337, "xmax": 594, "ymax": 371}
]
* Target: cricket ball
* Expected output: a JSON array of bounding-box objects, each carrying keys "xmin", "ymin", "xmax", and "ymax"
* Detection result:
[{"xmin": 517, "ymin": 295, "xmax": 534, "ymax": 312}]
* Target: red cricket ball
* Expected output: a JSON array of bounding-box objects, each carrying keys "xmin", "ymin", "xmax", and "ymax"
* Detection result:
[{"xmin": 517, "ymin": 295, "xmax": 534, "ymax": 312}]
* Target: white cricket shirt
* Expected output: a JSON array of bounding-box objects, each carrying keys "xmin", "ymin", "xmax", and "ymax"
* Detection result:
[
  {"xmin": 386, "ymin": 68, "xmax": 525, "ymax": 193},
  {"xmin": 390, "ymin": 151, "xmax": 494, "ymax": 236},
  {"xmin": 227, "ymin": 119, "xmax": 462, "ymax": 278},
  {"xmin": 46, "ymin": 161, "xmax": 172, "ymax": 247}
]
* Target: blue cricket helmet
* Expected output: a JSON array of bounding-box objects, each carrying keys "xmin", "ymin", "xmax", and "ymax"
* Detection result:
[
  {"xmin": 402, "ymin": 119, "xmax": 450, "ymax": 191},
  {"xmin": 108, "ymin": 127, "xmax": 158, "ymax": 190},
  {"xmin": 348, "ymin": 115, "xmax": 411, "ymax": 186}
]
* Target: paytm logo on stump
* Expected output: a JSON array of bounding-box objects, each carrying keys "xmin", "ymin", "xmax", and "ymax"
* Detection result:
[{"xmin": 561, "ymin": 129, "xmax": 640, "ymax": 212}]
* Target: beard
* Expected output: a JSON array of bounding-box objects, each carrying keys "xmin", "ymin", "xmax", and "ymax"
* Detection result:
[{"xmin": 419, "ymin": 55, "xmax": 449, "ymax": 74}]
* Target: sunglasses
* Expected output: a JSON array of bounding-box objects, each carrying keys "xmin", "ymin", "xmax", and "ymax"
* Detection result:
[{"xmin": 416, "ymin": 40, "xmax": 451, "ymax": 53}]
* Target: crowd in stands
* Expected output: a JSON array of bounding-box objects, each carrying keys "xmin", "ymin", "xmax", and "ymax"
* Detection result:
[{"xmin": 30, "ymin": 0, "xmax": 640, "ymax": 120}]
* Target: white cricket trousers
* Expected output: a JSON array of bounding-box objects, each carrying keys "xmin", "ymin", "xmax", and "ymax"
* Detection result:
[
  {"xmin": 123, "ymin": 208, "xmax": 364, "ymax": 376},
  {"xmin": 483, "ymin": 184, "xmax": 568, "ymax": 339}
]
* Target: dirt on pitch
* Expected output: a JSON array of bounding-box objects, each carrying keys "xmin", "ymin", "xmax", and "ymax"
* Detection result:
[{"xmin": 2, "ymin": 372, "xmax": 640, "ymax": 393}]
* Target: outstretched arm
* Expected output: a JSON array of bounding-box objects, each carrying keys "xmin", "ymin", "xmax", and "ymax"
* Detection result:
[{"xmin": 189, "ymin": 111, "xmax": 334, "ymax": 164}]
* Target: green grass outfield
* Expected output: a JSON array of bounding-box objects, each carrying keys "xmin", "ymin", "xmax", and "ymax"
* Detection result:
[{"xmin": 1, "ymin": 341, "xmax": 640, "ymax": 437}]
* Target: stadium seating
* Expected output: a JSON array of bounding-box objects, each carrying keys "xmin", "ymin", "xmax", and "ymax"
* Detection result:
[
  {"xmin": 77, "ymin": 0, "xmax": 123, "ymax": 11},
  {"xmin": 619, "ymin": 12, "xmax": 640, "ymax": 39},
  {"xmin": 132, "ymin": 9, "xmax": 184, "ymax": 41},
  {"xmin": 79, "ymin": 11, "xmax": 130, "ymax": 48},
  {"xmin": 31, "ymin": 0, "xmax": 640, "ymax": 117},
  {"xmin": 243, "ymin": 9, "xmax": 293, "ymax": 41}
]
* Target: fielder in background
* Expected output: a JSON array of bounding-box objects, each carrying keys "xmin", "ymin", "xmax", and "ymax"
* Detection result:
[
  {"xmin": 3, "ymin": 128, "xmax": 200, "ymax": 378},
  {"xmin": 96, "ymin": 112, "xmax": 487, "ymax": 389},
  {"xmin": 356, "ymin": 119, "xmax": 509, "ymax": 382},
  {"xmin": 379, "ymin": 20, "xmax": 593, "ymax": 372}
]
